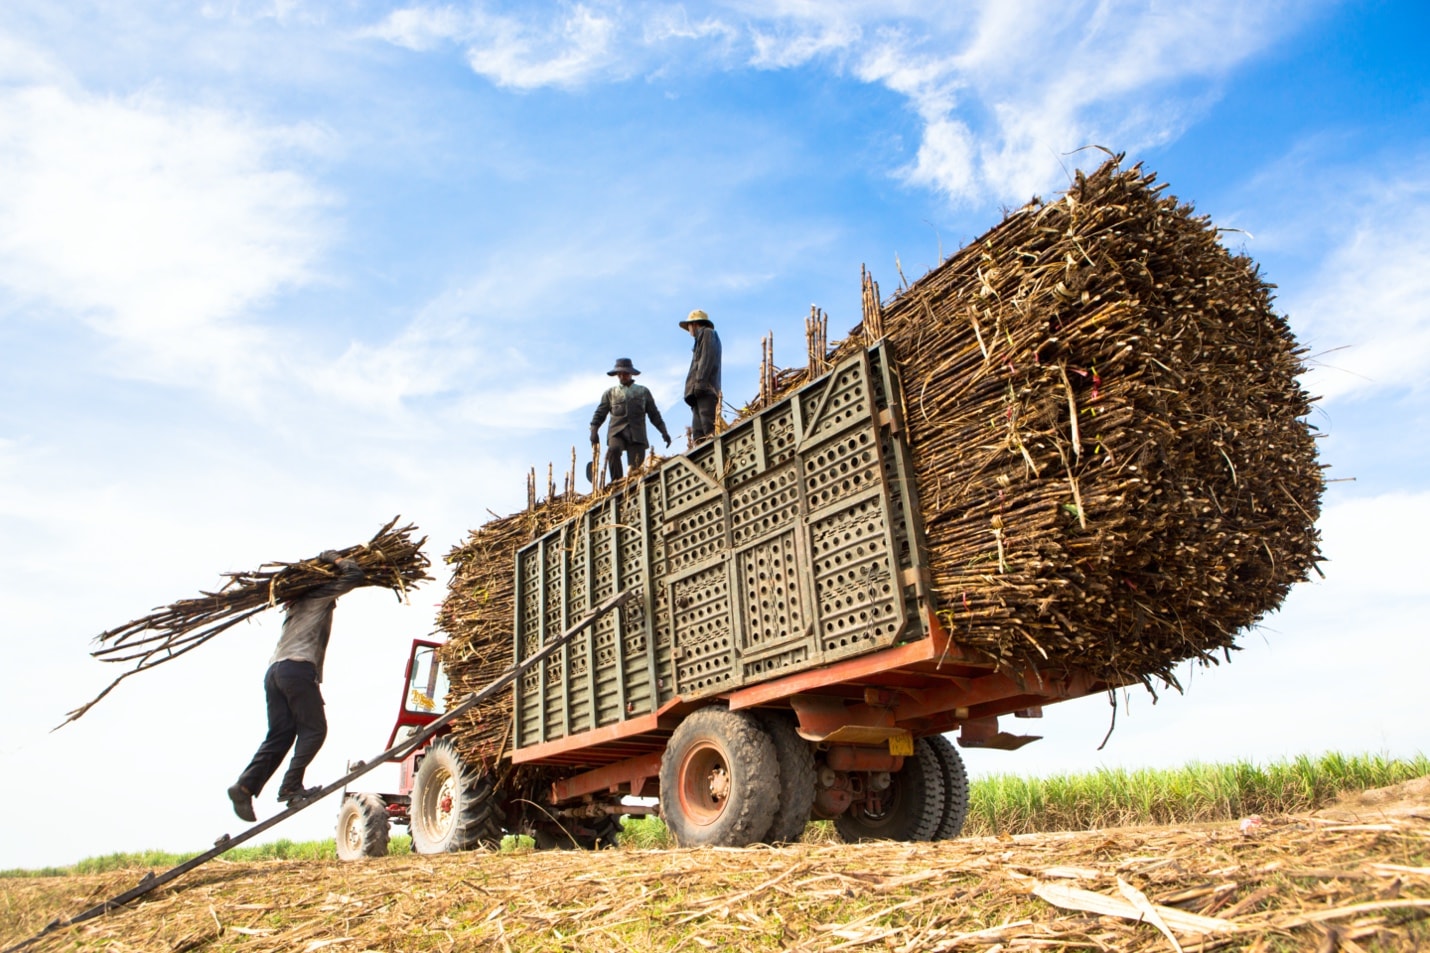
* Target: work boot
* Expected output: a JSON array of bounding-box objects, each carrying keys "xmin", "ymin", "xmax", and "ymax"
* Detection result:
[
  {"xmin": 227, "ymin": 784, "xmax": 256, "ymax": 823},
  {"xmin": 278, "ymin": 785, "xmax": 323, "ymax": 806}
]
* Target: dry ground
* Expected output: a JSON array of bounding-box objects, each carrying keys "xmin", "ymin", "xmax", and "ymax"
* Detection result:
[{"xmin": 4, "ymin": 787, "xmax": 1428, "ymax": 953}]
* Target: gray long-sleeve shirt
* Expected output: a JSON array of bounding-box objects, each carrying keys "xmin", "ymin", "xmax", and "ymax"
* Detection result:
[
  {"xmin": 269, "ymin": 557, "xmax": 365, "ymax": 682},
  {"xmin": 590, "ymin": 382, "xmax": 669, "ymax": 447}
]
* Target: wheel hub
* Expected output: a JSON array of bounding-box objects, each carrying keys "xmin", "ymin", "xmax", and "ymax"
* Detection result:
[
  {"xmin": 679, "ymin": 741, "xmax": 733, "ymax": 826},
  {"xmin": 429, "ymin": 772, "xmax": 456, "ymax": 835},
  {"xmin": 342, "ymin": 817, "xmax": 361, "ymax": 850}
]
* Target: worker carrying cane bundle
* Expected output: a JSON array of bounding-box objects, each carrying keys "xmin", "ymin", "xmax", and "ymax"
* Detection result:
[{"xmin": 228, "ymin": 551, "xmax": 365, "ymax": 822}]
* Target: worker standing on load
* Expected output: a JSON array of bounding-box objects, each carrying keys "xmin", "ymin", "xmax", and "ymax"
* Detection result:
[
  {"xmin": 681, "ymin": 309, "xmax": 722, "ymax": 442},
  {"xmin": 228, "ymin": 551, "xmax": 365, "ymax": 822},
  {"xmin": 590, "ymin": 357, "xmax": 671, "ymax": 482}
]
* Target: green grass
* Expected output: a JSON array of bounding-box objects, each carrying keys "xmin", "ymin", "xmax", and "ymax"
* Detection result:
[
  {"xmin": 618, "ymin": 814, "xmax": 673, "ymax": 849},
  {"xmin": 965, "ymin": 750, "xmax": 1430, "ymax": 835},
  {"xmin": 5, "ymin": 751, "xmax": 1424, "ymax": 876},
  {"xmin": 0, "ymin": 836, "xmax": 414, "ymax": 879}
]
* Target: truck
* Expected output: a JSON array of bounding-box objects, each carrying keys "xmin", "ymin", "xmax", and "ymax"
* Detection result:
[{"xmin": 335, "ymin": 339, "xmax": 1117, "ymax": 858}]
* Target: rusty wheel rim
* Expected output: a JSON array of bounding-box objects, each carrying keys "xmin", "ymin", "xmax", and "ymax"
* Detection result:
[{"xmin": 678, "ymin": 740, "xmax": 732, "ymax": 827}]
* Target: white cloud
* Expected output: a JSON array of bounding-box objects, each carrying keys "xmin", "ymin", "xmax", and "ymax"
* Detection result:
[
  {"xmin": 1284, "ymin": 170, "xmax": 1430, "ymax": 402},
  {"xmin": 471, "ymin": 370, "xmax": 617, "ymax": 431},
  {"xmin": 313, "ymin": 310, "xmax": 486, "ymax": 416},
  {"xmin": 361, "ymin": 4, "xmax": 470, "ymax": 52},
  {"xmin": 0, "ymin": 76, "xmax": 333, "ymax": 397},
  {"xmin": 747, "ymin": 17, "xmax": 861, "ymax": 69},
  {"xmin": 874, "ymin": 2, "xmax": 1303, "ymax": 203},
  {"xmin": 642, "ymin": 9, "xmax": 737, "ymax": 46},
  {"xmin": 1302, "ymin": 490, "xmax": 1430, "ymax": 598},
  {"xmin": 905, "ymin": 117, "xmax": 977, "ymax": 200},
  {"xmin": 361, "ymin": 2, "xmax": 1315, "ymax": 206},
  {"xmin": 0, "ymin": 30, "xmax": 63, "ymax": 84},
  {"xmin": 200, "ymin": 0, "xmax": 318, "ymax": 26},
  {"xmin": 366, "ymin": 3, "xmax": 621, "ymax": 89},
  {"xmin": 467, "ymin": 5, "xmax": 619, "ymax": 90}
]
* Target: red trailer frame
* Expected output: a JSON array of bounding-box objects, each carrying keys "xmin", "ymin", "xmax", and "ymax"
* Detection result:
[{"xmin": 511, "ymin": 609, "xmax": 1106, "ymax": 805}]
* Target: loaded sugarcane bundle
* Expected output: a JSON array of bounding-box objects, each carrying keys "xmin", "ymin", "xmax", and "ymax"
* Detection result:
[
  {"xmin": 438, "ymin": 491, "xmax": 605, "ymax": 765},
  {"xmin": 807, "ymin": 155, "xmax": 1323, "ymax": 687},
  {"xmin": 60, "ymin": 517, "xmax": 431, "ymax": 728}
]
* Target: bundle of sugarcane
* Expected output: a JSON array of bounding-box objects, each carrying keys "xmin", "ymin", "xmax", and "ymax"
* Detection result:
[
  {"xmin": 437, "ymin": 492, "xmax": 603, "ymax": 766},
  {"xmin": 60, "ymin": 517, "xmax": 431, "ymax": 728},
  {"xmin": 801, "ymin": 154, "xmax": 1323, "ymax": 688}
]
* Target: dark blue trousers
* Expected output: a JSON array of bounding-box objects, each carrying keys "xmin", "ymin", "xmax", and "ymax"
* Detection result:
[{"xmin": 236, "ymin": 659, "xmax": 327, "ymax": 798}]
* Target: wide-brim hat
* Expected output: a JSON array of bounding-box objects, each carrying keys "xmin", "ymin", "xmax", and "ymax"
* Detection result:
[
  {"xmin": 679, "ymin": 309, "xmax": 713, "ymax": 330},
  {"xmin": 607, "ymin": 357, "xmax": 640, "ymax": 376}
]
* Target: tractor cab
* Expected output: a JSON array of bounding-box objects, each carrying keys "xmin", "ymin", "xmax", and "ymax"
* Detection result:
[
  {"xmin": 389, "ymin": 640, "xmax": 449, "ymax": 739},
  {"xmin": 387, "ymin": 639, "xmax": 450, "ymax": 795}
]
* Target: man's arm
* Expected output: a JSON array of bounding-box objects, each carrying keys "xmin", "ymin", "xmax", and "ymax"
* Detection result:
[
  {"xmin": 644, "ymin": 388, "xmax": 671, "ymax": 446},
  {"xmin": 589, "ymin": 390, "xmax": 612, "ymax": 444},
  {"xmin": 304, "ymin": 553, "xmax": 366, "ymax": 600}
]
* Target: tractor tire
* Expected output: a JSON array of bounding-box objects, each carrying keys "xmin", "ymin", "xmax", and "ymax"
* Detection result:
[
  {"xmin": 335, "ymin": 793, "xmax": 390, "ymax": 860},
  {"xmin": 659, "ymin": 706, "xmax": 779, "ymax": 847},
  {"xmin": 834, "ymin": 736, "xmax": 946, "ymax": 843},
  {"xmin": 756, "ymin": 710, "xmax": 816, "ymax": 844},
  {"xmin": 410, "ymin": 739, "xmax": 501, "ymax": 854},
  {"xmin": 923, "ymin": 733, "xmax": 971, "ymax": 840}
]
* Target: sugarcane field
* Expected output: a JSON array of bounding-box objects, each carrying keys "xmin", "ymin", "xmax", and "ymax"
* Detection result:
[{"xmin": 5, "ymin": 5, "xmax": 1430, "ymax": 952}]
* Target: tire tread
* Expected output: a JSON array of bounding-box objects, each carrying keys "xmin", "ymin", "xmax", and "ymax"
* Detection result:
[
  {"xmin": 756, "ymin": 711, "xmax": 816, "ymax": 844},
  {"xmin": 659, "ymin": 707, "xmax": 780, "ymax": 847},
  {"xmin": 336, "ymin": 792, "xmax": 390, "ymax": 860},
  {"xmin": 411, "ymin": 738, "xmax": 501, "ymax": 854}
]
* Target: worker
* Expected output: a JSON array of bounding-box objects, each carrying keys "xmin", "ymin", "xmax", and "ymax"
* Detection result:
[
  {"xmin": 227, "ymin": 551, "xmax": 366, "ymax": 822},
  {"xmin": 680, "ymin": 309, "xmax": 722, "ymax": 441},
  {"xmin": 590, "ymin": 357, "xmax": 671, "ymax": 482}
]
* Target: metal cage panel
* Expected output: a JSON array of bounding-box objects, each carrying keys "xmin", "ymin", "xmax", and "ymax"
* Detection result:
[{"xmin": 511, "ymin": 342, "xmax": 932, "ymax": 752}]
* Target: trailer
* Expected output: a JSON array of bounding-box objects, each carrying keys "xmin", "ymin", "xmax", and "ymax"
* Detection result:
[{"xmin": 336, "ymin": 339, "xmax": 1118, "ymax": 857}]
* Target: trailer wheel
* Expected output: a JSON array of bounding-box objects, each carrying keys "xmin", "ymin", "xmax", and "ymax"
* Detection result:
[
  {"xmin": 533, "ymin": 816, "xmax": 620, "ymax": 850},
  {"xmin": 834, "ymin": 736, "xmax": 946, "ymax": 843},
  {"xmin": 410, "ymin": 739, "xmax": 501, "ymax": 854},
  {"xmin": 659, "ymin": 707, "xmax": 779, "ymax": 847},
  {"xmin": 577, "ymin": 816, "xmax": 621, "ymax": 850},
  {"xmin": 756, "ymin": 711, "xmax": 816, "ymax": 844},
  {"xmin": 335, "ymin": 793, "xmax": 390, "ymax": 860},
  {"xmin": 923, "ymin": 733, "xmax": 970, "ymax": 840}
]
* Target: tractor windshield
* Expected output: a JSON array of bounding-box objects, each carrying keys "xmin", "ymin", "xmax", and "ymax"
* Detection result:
[{"xmin": 404, "ymin": 644, "xmax": 449, "ymax": 715}]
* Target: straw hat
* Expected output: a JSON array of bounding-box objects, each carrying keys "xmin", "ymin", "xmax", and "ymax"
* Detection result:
[{"xmin": 679, "ymin": 309, "xmax": 713, "ymax": 330}]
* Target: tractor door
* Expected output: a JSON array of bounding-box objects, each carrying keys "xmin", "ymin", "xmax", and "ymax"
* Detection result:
[{"xmin": 387, "ymin": 640, "xmax": 451, "ymax": 796}]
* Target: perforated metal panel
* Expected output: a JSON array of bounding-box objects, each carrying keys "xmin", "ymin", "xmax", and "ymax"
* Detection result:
[{"xmin": 511, "ymin": 342, "xmax": 933, "ymax": 752}]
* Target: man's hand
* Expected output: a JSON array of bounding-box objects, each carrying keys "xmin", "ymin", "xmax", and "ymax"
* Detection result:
[
  {"xmin": 662, "ymin": 432, "xmax": 671, "ymax": 447},
  {"xmin": 590, "ymin": 429, "xmax": 600, "ymax": 447}
]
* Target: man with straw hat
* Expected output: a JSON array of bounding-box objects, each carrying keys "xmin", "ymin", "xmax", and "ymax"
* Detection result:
[
  {"xmin": 680, "ymin": 309, "xmax": 722, "ymax": 441},
  {"xmin": 590, "ymin": 357, "xmax": 671, "ymax": 482}
]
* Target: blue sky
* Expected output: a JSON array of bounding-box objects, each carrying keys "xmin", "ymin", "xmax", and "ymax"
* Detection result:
[{"xmin": 2, "ymin": 1, "xmax": 1428, "ymax": 869}]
